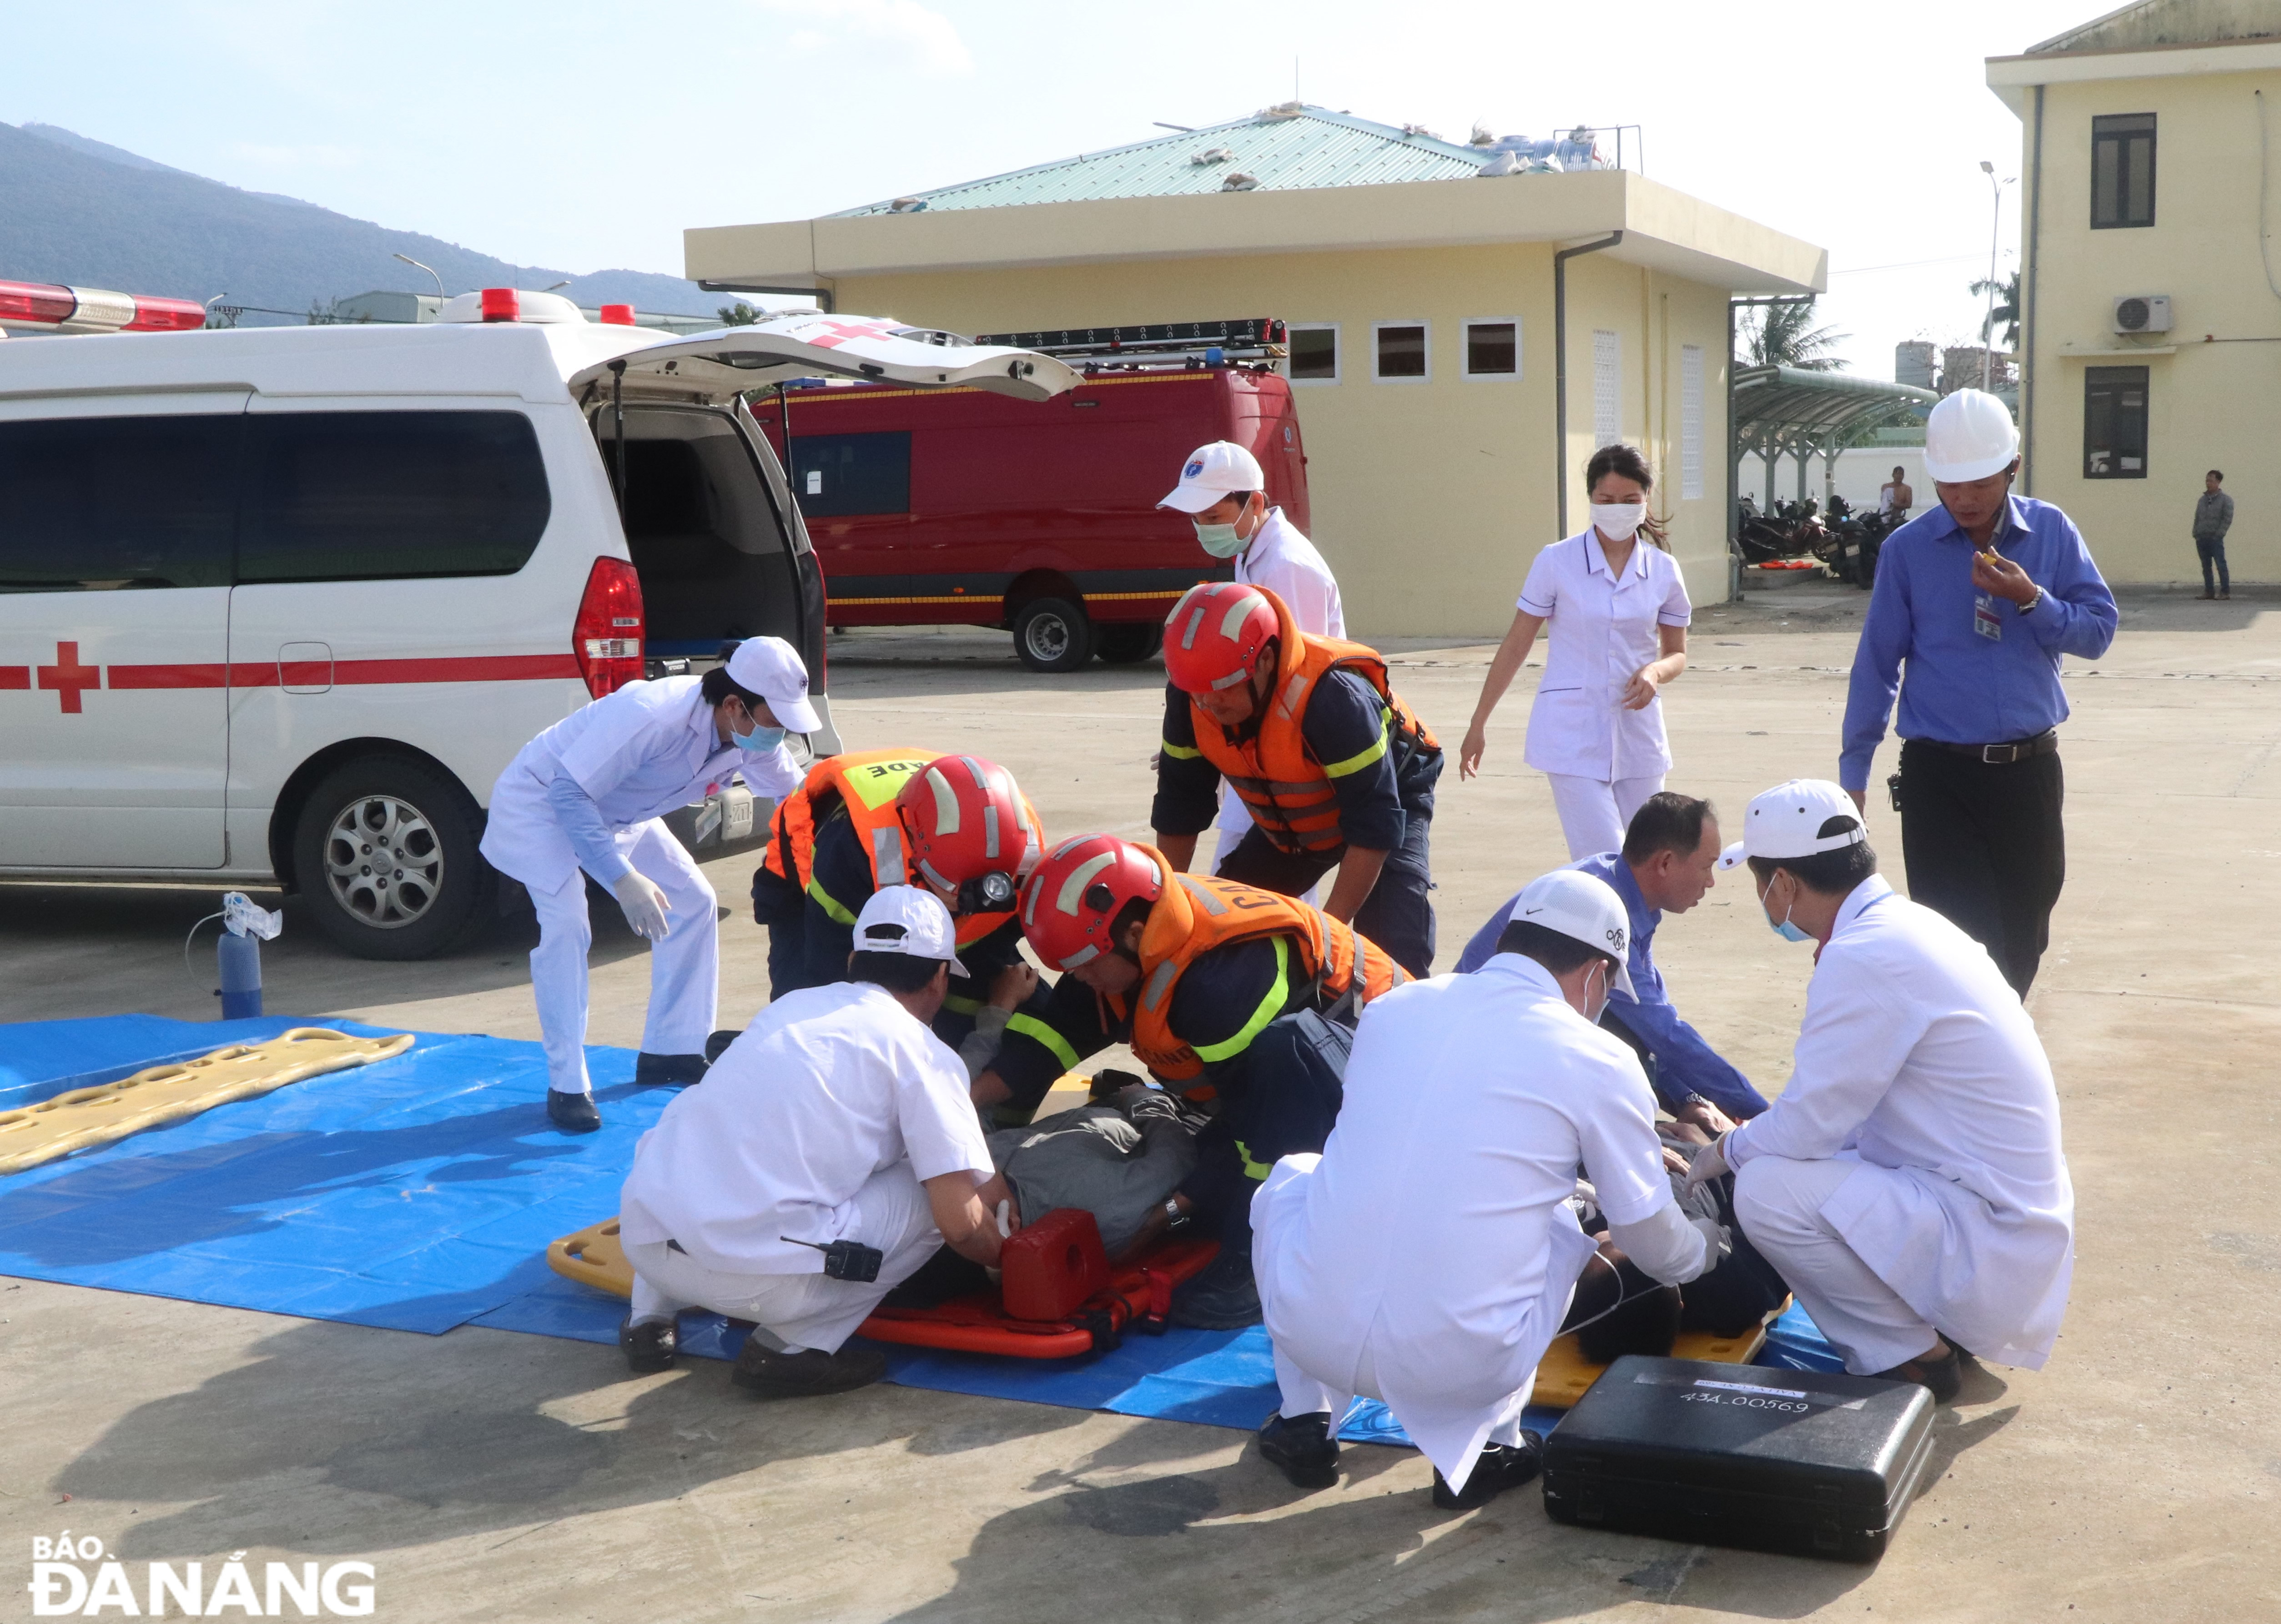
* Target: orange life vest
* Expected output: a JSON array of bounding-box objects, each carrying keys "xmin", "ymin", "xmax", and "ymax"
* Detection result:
[
  {"xmin": 760, "ymin": 748, "xmax": 1029, "ymax": 949},
  {"xmin": 1121, "ymin": 847, "xmax": 1401, "ymax": 1086},
  {"xmin": 1181, "ymin": 593, "xmax": 1437, "ymax": 856}
]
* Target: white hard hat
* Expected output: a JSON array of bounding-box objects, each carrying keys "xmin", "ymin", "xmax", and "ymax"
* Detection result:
[
  {"xmin": 1507, "ymin": 868, "xmax": 1636, "ymax": 998},
  {"xmin": 1159, "ymin": 440, "xmax": 1266, "ymax": 514},
  {"xmin": 1923, "ymin": 389, "xmax": 2019, "ymax": 483},
  {"xmin": 853, "ymin": 885, "xmax": 969, "ymax": 979},
  {"xmin": 1717, "ymin": 779, "xmax": 1865, "ymax": 869},
  {"xmin": 724, "ymin": 636, "xmax": 821, "ymax": 734}
]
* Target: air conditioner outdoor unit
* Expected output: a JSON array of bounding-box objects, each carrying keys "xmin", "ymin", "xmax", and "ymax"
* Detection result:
[{"xmin": 2112, "ymin": 294, "xmax": 2172, "ymax": 334}]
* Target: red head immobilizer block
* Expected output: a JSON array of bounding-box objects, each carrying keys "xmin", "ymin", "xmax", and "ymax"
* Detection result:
[{"xmin": 999, "ymin": 1207, "xmax": 1111, "ymax": 1322}]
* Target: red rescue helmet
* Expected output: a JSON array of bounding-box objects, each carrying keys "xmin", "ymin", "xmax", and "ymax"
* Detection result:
[
  {"xmin": 894, "ymin": 754, "xmax": 1040, "ymax": 902},
  {"xmin": 1161, "ymin": 581, "xmax": 1279, "ymax": 695},
  {"xmin": 1020, "ymin": 834, "xmax": 1163, "ymax": 970}
]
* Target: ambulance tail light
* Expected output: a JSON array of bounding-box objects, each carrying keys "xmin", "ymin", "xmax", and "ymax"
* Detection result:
[
  {"xmin": 126, "ymin": 294, "xmax": 209, "ymax": 332},
  {"xmin": 599, "ymin": 303, "xmax": 635, "ymax": 326},
  {"xmin": 480, "ymin": 287, "xmax": 520, "ymax": 323},
  {"xmin": 573, "ymin": 557, "xmax": 645, "ymax": 697}
]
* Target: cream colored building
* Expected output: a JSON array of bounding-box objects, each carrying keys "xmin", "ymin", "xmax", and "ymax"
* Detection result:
[
  {"xmin": 686, "ymin": 108, "xmax": 1823, "ymax": 635},
  {"xmin": 1990, "ymin": 0, "xmax": 2281, "ymax": 583}
]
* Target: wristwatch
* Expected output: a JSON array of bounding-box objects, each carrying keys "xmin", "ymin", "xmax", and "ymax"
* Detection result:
[
  {"xmin": 2019, "ymin": 586, "xmax": 2044, "ymax": 614},
  {"xmin": 1162, "ymin": 1197, "xmax": 1188, "ymax": 1229}
]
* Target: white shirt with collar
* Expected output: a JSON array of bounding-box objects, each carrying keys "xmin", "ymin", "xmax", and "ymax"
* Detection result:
[
  {"xmin": 1235, "ymin": 507, "xmax": 1344, "ymax": 639},
  {"xmin": 1516, "ymin": 531, "xmax": 1692, "ymax": 781},
  {"xmin": 1725, "ymin": 874, "xmax": 2075, "ymax": 1369},
  {"xmin": 1252, "ymin": 954, "xmax": 1677, "ymax": 1487},
  {"xmin": 481, "ymin": 674, "xmax": 801, "ymax": 892},
  {"xmin": 620, "ymin": 980, "xmax": 992, "ymax": 1274}
]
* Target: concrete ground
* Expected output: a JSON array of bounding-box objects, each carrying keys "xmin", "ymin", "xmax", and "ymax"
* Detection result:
[{"xmin": 2, "ymin": 586, "xmax": 2276, "ymax": 1622}]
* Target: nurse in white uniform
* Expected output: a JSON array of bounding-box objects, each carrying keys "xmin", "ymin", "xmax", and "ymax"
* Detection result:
[
  {"xmin": 1459, "ymin": 443, "xmax": 1692, "ymax": 860},
  {"xmin": 481, "ymin": 639, "xmax": 813, "ymax": 1131},
  {"xmin": 1250, "ymin": 867, "xmax": 1722, "ymax": 1510},
  {"xmin": 1158, "ymin": 439, "xmax": 1344, "ymax": 892},
  {"xmin": 1686, "ymin": 779, "xmax": 2075, "ymax": 1401}
]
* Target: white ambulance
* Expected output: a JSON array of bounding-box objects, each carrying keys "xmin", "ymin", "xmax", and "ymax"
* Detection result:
[{"xmin": 0, "ymin": 295, "xmax": 1073, "ymax": 958}]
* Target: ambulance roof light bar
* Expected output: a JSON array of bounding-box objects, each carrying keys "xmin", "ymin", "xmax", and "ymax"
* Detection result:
[
  {"xmin": 972, "ymin": 318, "xmax": 1286, "ymax": 368},
  {"xmin": 0, "ymin": 278, "xmax": 207, "ymax": 335}
]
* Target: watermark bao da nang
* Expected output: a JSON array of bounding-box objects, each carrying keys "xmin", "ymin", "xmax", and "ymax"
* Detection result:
[{"xmin": 28, "ymin": 1532, "xmax": 378, "ymax": 1617}]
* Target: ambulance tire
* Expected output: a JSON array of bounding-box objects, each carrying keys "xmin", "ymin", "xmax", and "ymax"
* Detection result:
[
  {"xmin": 1095, "ymin": 623, "xmax": 1163, "ymax": 664},
  {"xmin": 1012, "ymin": 596, "xmax": 1094, "ymax": 673},
  {"xmin": 292, "ymin": 754, "xmax": 495, "ymax": 961}
]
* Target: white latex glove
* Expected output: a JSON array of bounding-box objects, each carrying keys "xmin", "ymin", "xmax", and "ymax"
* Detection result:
[
  {"xmin": 1689, "ymin": 1213, "xmax": 1732, "ymax": 1268},
  {"xmin": 1682, "ymin": 1132, "xmax": 1732, "ymax": 1195},
  {"xmin": 613, "ymin": 872, "xmax": 672, "ymax": 940}
]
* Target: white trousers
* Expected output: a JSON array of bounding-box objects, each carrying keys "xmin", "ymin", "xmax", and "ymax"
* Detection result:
[
  {"xmin": 1734, "ymin": 1155, "xmax": 1941, "ymax": 1376},
  {"xmin": 528, "ymin": 818, "xmax": 718, "ymax": 1096},
  {"xmin": 1270, "ymin": 1343, "xmax": 1527, "ymax": 1453},
  {"xmin": 624, "ymin": 1161, "xmax": 943, "ymax": 1353},
  {"xmin": 1544, "ymin": 772, "xmax": 1666, "ymax": 861}
]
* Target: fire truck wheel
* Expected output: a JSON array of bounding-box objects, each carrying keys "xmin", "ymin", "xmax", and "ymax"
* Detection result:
[
  {"xmin": 1012, "ymin": 597, "xmax": 1095, "ymax": 673},
  {"xmin": 292, "ymin": 754, "xmax": 495, "ymax": 961},
  {"xmin": 1095, "ymin": 623, "xmax": 1163, "ymax": 664}
]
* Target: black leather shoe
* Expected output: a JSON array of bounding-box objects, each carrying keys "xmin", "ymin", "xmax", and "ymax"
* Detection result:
[
  {"xmin": 619, "ymin": 1315, "xmax": 677, "ymax": 1373},
  {"xmin": 1872, "ymin": 1343, "xmax": 1963, "ymax": 1403},
  {"xmin": 1432, "ymin": 1433, "xmax": 1543, "ymax": 1511},
  {"xmin": 1168, "ymin": 1244, "xmax": 1262, "ymax": 1329},
  {"xmin": 703, "ymin": 1029, "xmax": 742, "ymax": 1064},
  {"xmin": 635, "ymin": 1051, "xmax": 709, "ymax": 1087},
  {"xmin": 546, "ymin": 1090, "xmax": 601, "ymax": 1132},
  {"xmin": 731, "ymin": 1340, "xmax": 888, "ymax": 1398},
  {"xmin": 1257, "ymin": 1411, "xmax": 1340, "ymax": 1489}
]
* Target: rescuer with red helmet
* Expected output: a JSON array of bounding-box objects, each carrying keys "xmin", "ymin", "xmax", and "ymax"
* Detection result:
[
  {"xmin": 1153, "ymin": 582, "xmax": 1443, "ymax": 976},
  {"xmin": 750, "ymin": 749, "xmax": 1052, "ymax": 1056},
  {"xmin": 975, "ymin": 832, "xmax": 1403, "ymax": 1327}
]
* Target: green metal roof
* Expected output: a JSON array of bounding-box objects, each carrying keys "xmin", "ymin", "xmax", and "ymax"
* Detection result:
[{"xmin": 831, "ymin": 106, "xmax": 1492, "ymax": 217}]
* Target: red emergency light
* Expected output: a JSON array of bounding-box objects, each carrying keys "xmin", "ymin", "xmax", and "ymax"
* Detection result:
[
  {"xmin": 480, "ymin": 287, "xmax": 520, "ymax": 323},
  {"xmin": 599, "ymin": 304, "xmax": 635, "ymax": 326},
  {"xmin": 0, "ymin": 278, "xmax": 204, "ymax": 332}
]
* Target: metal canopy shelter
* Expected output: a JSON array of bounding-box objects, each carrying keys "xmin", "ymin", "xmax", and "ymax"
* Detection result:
[{"xmin": 1731, "ymin": 364, "xmax": 1939, "ymax": 510}]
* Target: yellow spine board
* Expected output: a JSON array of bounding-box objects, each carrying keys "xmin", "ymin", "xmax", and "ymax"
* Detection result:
[
  {"xmin": 0, "ymin": 1027, "xmax": 416, "ymax": 1177},
  {"xmin": 1528, "ymin": 1312, "xmax": 1784, "ymax": 1409},
  {"xmin": 548, "ymin": 1217, "xmax": 634, "ymax": 1300}
]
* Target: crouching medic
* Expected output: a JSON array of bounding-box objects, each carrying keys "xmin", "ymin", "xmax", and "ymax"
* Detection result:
[{"xmin": 614, "ymin": 887, "xmax": 1017, "ymax": 1397}]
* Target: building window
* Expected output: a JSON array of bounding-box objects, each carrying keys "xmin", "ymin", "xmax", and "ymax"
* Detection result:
[
  {"xmin": 1591, "ymin": 329, "xmax": 1621, "ymax": 447},
  {"xmin": 1287, "ymin": 323, "xmax": 1339, "ymax": 384},
  {"xmin": 2092, "ymin": 114, "xmax": 2155, "ymax": 229},
  {"xmin": 1680, "ymin": 344, "xmax": 1705, "ymax": 499},
  {"xmin": 2083, "ymin": 366, "xmax": 2149, "ymax": 478},
  {"xmin": 1462, "ymin": 319, "xmax": 1519, "ymax": 379},
  {"xmin": 1373, "ymin": 321, "xmax": 1430, "ymax": 382}
]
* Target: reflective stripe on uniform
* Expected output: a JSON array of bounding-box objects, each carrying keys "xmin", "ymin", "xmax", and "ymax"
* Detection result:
[
  {"xmin": 1321, "ymin": 707, "xmax": 1392, "ymax": 779},
  {"xmin": 1193, "ymin": 935, "xmax": 1290, "ymax": 1064},
  {"xmin": 941, "ymin": 994, "xmax": 983, "ymax": 1015},
  {"xmin": 1007, "ymin": 1011, "xmax": 1081, "ymax": 1072},
  {"xmin": 1234, "ymin": 1138, "xmax": 1274, "ymax": 1180},
  {"xmin": 1161, "ymin": 738, "xmax": 1203, "ymax": 760},
  {"xmin": 1176, "ymin": 874, "xmax": 1228, "ymax": 915},
  {"xmin": 806, "ymin": 874, "xmax": 857, "ymax": 925}
]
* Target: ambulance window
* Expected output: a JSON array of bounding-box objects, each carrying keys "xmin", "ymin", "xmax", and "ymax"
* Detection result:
[
  {"xmin": 789, "ymin": 432, "xmax": 911, "ymax": 516},
  {"xmin": 0, "ymin": 414, "xmax": 237, "ymax": 593},
  {"xmin": 237, "ymin": 411, "xmax": 551, "ymax": 582}
]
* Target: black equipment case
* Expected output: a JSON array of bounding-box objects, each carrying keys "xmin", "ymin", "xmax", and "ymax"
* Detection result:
[{"xmin": 1541, "ymin": 1356, "xmax": 1937, "ymax": 1563}]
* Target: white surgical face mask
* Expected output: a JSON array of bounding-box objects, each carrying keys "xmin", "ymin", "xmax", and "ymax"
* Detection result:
[
  {"xmin": 1760, "ymin": 875, "xmax": 1813, "ymax": 944},
  {"xmin": 1589, "ymin": 502, "xmax": 1647, "ymax": 542},
  {"xmin": 1584, "ymin": 959, "xmax": 1611, "ymax": 1023},
  {"xmin": 1192, "ymin": 519, "xmax": 1247, "ymax": 558}
]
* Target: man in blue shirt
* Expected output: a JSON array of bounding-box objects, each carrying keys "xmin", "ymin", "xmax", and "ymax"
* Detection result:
[
  {"xmin": 1457, "ymin": 791, "xmax": 1766, "ymax": 1129},
  {"xmin": 1840, "ymin": 389, "xmax": 2117, "ymax": 995}
]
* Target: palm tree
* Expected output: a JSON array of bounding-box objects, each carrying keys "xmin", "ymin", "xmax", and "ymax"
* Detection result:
[
  {"xmin": 1970, "ymin": 271, "xmax": 2021, "ymax": 348},
  {"xmin": 1740, "ymin": 297, "xmax": 1848, "ymax": 371},
  {"xmin": 717, "ymin": 302, "xmax": 762, "ymax": 326}
]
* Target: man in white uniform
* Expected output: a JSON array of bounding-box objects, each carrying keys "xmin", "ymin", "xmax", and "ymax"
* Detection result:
[
  {"xmin": 482, "ymin": 639, "xmax": 812, "ymax": 1131},
  {"xmin": 616, "ymin": 887, "xmax": 1013, "ymax": 1398},
  {"xmin": 1158, "ymin": 440, "xmax": 1344, "ymax": 890},
  {"xmin": 1687, "ymin": 779, "xmax": 2074, "ymax": 1401},
  {"xmin": 1251, "ymin": 868, "xmax": 1723, "ymax": 1509}
]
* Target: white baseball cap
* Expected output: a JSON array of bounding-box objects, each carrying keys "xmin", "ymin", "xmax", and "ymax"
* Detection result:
[
  {"xmin": 724, "ymin": 636, "xmax": 821, "ymax": 734},
  {"xmin": 1506, "ymin": 868, "xmax": 1636, "ymax": 998},
  {"xmin": 853, "ymin": 885, "xmax": 969, "ymax": 978},
  {"xmin": 1923, "ymin": 389, "xmax": 2019, "ymax": 484},
  {"xmin": 1717, "ymin": 779, "xmax": 1866, "ymax": 870},
  {"xmin": 1159, "ymin": 440, "xmax": 1267, "ymax": 514}
]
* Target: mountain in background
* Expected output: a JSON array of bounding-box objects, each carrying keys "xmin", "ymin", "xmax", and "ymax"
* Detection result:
[{"xmin": 0, "ymin": 121, "xmax": 718, "ymax": 321}]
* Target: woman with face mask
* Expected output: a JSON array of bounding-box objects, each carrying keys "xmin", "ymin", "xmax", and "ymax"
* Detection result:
[{"xmin": 1458, "ymin": 443, "xmax": 1692, "ymax": 860}]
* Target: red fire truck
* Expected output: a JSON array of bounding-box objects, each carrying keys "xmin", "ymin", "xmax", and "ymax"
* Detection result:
[{"xmin": 746, "ymin": 319, "xmax": 1310, "ymax": 672}]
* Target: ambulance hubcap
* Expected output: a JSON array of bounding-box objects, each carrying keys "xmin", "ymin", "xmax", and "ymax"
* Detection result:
[
  {"xmin": 1022, "ymin": 613, "xmax": 1071, "ymax": 664},
  {"xmin": 323, "ymin": 795, "xmax": 443, "ymax": 928}
]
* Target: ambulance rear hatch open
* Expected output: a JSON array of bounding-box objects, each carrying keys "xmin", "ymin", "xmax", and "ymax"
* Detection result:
[{"xmin": 565, "ymin": 314, "xmax": 1082, "ymax": 404}]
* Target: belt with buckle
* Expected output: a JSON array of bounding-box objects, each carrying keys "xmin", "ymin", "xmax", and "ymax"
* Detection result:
[{"xmin": 1923, "ymin": 729, "xmax": 2058, "ymax": 765}]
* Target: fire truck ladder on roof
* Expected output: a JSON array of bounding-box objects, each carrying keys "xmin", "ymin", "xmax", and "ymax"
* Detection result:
[{"xmin": 972, "ymin": 318, "xmax": 1285, "ymax": 369}]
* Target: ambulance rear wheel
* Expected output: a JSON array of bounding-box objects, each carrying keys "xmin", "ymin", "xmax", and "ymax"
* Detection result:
[
  {"xmin": 292, "ymin": 754, "xmax": 494, "ymax": 961},
  {"xmin": 1012, "ymin": 597, "xmax": 1094, "ymax": 673},
  {"xmin": 1095, "ymin": 623, "xmax": 1163, "ymax": 664}
]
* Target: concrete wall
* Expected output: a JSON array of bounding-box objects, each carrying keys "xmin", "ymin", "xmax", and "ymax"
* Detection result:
[
  {"xmin": 2021, "ymin": 63, "xmax": 2281, "ymax": 583},
  {"xmin": 1743, "ymin": 446, "xmax": 1930, "ymax": 515},
  {"xmin": 832, "ymin": 244, "xmax": 1733, "ymax": 637}
]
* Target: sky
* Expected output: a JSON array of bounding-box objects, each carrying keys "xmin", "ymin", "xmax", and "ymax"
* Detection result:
[{"xmin": 0, "ymin": 0, "xmax": 2105, "ymax": 375}]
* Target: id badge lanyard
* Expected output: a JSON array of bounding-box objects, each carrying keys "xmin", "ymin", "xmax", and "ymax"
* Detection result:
[{"xmin": 1973, "ymin": 541, "xmax": 2007, "ymax": 642}]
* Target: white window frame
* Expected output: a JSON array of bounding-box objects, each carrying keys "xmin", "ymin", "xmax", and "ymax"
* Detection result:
[
  {"xmin": 1680, "ymin": 343, "xmax": 1705, "ymax": 499},
  {"xmin": 1371, "ymin": 319, "xmax": 1432, "ymax": 385},
  {"xmin": 1284, "ymin": 322, "xmax": 1341, "ymax": 387},
  {"xmin": 1591, "ymin": 328, "xmax": 1622, "ymax": 447},
  {"xmin": 1460, "ymin": 317, "xmax": 1521, "ymax": 381}
]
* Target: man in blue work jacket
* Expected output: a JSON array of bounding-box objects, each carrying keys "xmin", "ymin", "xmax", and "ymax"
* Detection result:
[
  {"xmin": 1840, "ymin": 389, "xmax": 2118, "ymax": 996},
  {"xmin": 1457, "ymin": 791, "xmax": 1766, "ymax": 1131}
]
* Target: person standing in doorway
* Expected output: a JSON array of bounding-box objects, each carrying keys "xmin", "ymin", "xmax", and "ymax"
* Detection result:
[
  {"xmin": 2192, "ymin": 469, "xmax": 2233, "ymax": 601},
  {"xmin": 1459, "ymin": 444, "xmax": 1692, "ymax": 860},
  {"xmin": 1840, "ymin": 389, "xmax": 2117, "ymax": 996}
]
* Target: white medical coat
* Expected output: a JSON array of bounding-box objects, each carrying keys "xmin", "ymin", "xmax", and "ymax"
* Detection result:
[
  {"xmin": 1235, "ymin": 508, "xmax": 1345, "ymax": 639},
  {"xmin": 1726, "ymin": 875, "xmax": 2075, "ymax": 1369},
  {"xmin": 1252, "ymin": 955, "xmax": 1677, "ymax": 1487},
  {"xmin": 481, "ymin": 675, "xmax": 800, "ymax": 893},
  {"xmin": 1516, "ymin": 532, "xmax": 1692, "ymax": 782}
]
